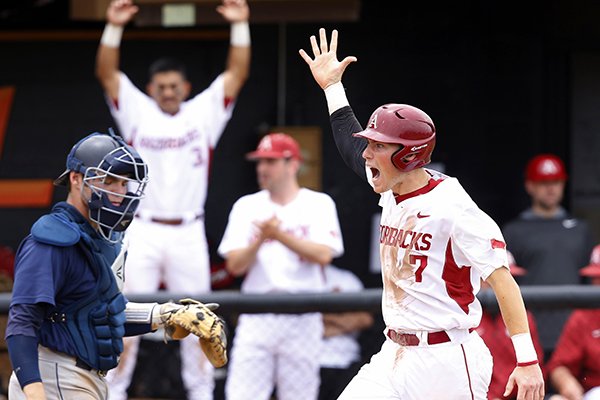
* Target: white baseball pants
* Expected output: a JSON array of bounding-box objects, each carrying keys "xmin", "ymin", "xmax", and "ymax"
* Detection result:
[{"xmin": 338, "ymin": 330, "xmax": 493, "ymax": 400}]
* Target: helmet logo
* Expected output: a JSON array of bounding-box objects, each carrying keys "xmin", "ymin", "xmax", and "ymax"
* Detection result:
[
  {"xmin": 368, "ymin": 113, "xmax": 378, "ymax": 129},
  {"xmin": 258, "ymin": 136, "xmax": 273, "ymax": 151},
  {"xmin": 540, "ymin": 159, "xmax": 560, "ymax": 175},
  {"xmin": 410, "ymin": 144, "xmax": 428, "ymax": 151}
]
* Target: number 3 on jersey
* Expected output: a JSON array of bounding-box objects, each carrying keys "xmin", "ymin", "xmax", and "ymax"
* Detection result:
[{"xmin": 192, "ymin": 147, "xmax": 204, "ymax": 167}]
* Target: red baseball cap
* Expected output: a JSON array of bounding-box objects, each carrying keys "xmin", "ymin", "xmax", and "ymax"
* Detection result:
[
  {"xmin": 246, "ymin": 133, "xmax": 302, "ymax": 161},
  {"xmin": 581, "ymin": 245, "xmax": 600, "ymax": 278},
  {"xmin": 525, "ymin": 154, "xmax": 568, "ymax": 182},
  {"xmin": 507, "ymin": 250, "xmax": 527, "ymax": 276}
]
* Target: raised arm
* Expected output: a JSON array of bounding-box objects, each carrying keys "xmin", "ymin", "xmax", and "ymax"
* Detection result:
[
  {"xmin": 300, "ymin": 29, "xmax": 367, "ymax": 179},
  {"xmin": 486, "ymin": 267, "xmax": 545, "ymax": 400},
  {"xmin": 299, "ymin": 29, "xmax": 356, "ymax": 93},
  {"xmin": 95, "ymin": 0, "xmax": 138, "ymax": 101},
  {"xmin": 217, "ymin": 0, "xmax": 251, "ymax": 100}
]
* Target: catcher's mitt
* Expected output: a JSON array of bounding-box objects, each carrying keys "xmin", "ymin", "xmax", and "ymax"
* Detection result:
[{"xmin": 161, "ymin": 298, "xmax": 228, "ymax": 368}]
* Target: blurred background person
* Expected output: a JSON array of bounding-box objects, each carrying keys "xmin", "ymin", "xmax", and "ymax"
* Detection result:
[
  {"xmin": 547, "ymin": 244, "xmax": 600, "ymax": 400},
  {"xmin": 319, "ymin": 264, "xmax": 374, "ymax": 400},
  {"xmin": 95, "ymin": 0, "xmax": 251, "ymax": 398},
  {"xmin": 218, "ymin": 133, "xmax": 345, "ymax": 400},
  {"xmin": 502, "ymin": 154, "xmax": 596, "ymax": 361}
]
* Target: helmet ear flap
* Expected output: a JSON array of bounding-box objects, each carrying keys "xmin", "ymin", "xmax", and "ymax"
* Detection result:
[
  {"xmin": 390, "ymin": 146, "xmax": 405, "ymax": 170},
  {"xmin": 389, "ymin": 137, "xmax": 436, "ymax": 171}
]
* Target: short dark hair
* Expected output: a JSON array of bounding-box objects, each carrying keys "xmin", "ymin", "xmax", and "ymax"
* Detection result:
[{"xmin": 148, "ymin": 57, "xmax": 187, "ymax": 81}]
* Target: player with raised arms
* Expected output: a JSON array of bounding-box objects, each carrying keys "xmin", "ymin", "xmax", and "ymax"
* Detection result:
[{"xmin": 299, "ymin": 29, "xmax": 544, "ymax": 400}]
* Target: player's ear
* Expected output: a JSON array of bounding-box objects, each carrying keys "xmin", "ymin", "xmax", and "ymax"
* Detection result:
[
  {"xmin": 181, "ymin": 80, "xmax": 191, "ymax": 98},
  {"xmin": 524, "ymin": 180, "xmax": 535, "ymax": 196},
  {"xmin": 146, "ymin": 82, "xmax": 155, "ymax": 97},
  {"xmin": 69, "ymin": 171, "xmax": 82, "ymax": 190}
]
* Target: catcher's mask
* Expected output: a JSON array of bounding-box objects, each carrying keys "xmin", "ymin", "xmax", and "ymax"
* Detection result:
[
  {"xmin": 354, "ymin": 103, "xmax": 436, "ymax": 172},
  {"xmin": 55, "ymin": 131, "xmax": 149, "ymax": 242}
]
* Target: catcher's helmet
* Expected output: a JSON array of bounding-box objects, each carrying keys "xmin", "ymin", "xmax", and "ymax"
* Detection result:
[
  {"xmin": 55, "ymin": 132, "xmax": 148, "ymax": 242},
  {"xmin": 353, "ymin": 103, "xmax": 436, "ymax": 171},
  {"xmin": 525, "ymin": 154, "xmax": 567, "ymax": 182}
]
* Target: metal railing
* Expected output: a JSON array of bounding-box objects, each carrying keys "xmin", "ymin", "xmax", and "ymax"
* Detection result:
[{"xmin": 0, "ymin": 285, "xmax": 598, "ymax": 313}]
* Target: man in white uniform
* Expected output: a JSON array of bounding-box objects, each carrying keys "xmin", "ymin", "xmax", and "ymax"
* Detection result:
[
  {"xmin": 95, "ymin": 0, "xmax": 251, "ymax": 398},
  {"xmin": 299, "ymin": 29, "xmax": 545, "ymax": 399},
  {"xmin": 218, "ymin": 133, "xmax": 345, "ymax": 400}
]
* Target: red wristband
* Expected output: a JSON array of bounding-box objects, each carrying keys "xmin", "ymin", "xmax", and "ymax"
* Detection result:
[{"xmin": 517, "ymin": 360, "xmax": 539, "ymax": 367}]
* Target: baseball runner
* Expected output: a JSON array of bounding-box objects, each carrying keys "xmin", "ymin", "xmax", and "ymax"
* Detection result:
[
  {"xmin": 218, "ymin": 133, "xmax": 345, "ymax": 400},
  {"xmin": 6, "ymin": 132, "xmax": 226, "ymax": 400},
  {"xmin": 299, "ymin": 29, "xmax": 545, "ymax": 399},
  {"xmin": 94, "ymin": 0, "xmax": 251, "ymax": 398}
]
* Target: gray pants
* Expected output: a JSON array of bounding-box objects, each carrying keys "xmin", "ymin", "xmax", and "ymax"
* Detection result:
[{"xmin": 9, "ymin": 346, "xmax": 108, "ymax": 400}]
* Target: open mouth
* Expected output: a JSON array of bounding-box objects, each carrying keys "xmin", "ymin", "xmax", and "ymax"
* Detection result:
[{"xmin": 370, "ymin": 167, "xmax": 381, "ymax": 180}]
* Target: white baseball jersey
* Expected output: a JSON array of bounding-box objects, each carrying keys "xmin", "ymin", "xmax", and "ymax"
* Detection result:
[
  {"xmin": 320, "ymin": 265, "xmax": 365, "ymax": 368},
  {"xmin": 218, "ymin": 188, "xmax": 344, "ymax": 293},
  {"xmin": 108, "ymin": 72, "xmax": 234, "ymax": 219},
  {"xmin": 375, "ymin": 168, "xmax": 509, "ymax": 332}
]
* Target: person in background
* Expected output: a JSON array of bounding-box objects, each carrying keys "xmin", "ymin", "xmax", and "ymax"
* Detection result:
[
  {"xmin": 218, "ymin": 133, "xmax": 345, "ymax": 400},
  {"xmin": 502, "ymin": 154, "xmax": 596, "ymax": 363},
  {"xmin": 319, "ymin": 264, "xmax": 374, "ymax": 400},
  {"xmin": 547, "ymin": 244, "xmax": 600, "ymax": 400},
  {"xmin": 95, "ymin": 0, "xmax": 251, "ymax": 398}
]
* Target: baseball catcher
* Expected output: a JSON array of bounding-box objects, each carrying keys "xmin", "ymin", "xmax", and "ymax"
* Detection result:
[{"xmin": 126, "ymin": 298, "xmax": 228, "ymax": 368}]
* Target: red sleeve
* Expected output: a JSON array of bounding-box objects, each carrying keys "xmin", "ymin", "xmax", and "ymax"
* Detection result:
[{"xmin": 546, "ymin": 311, "xmax": 584, "ymax": 378}]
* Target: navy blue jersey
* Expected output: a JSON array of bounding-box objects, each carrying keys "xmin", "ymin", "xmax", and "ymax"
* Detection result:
[
  {"xmin": 7, "ymin": 202, "xmax": 153, "ymax": 388},
  {"xmin": 8, "ymin": 208, "xmax": 98, "ymax": 357}
]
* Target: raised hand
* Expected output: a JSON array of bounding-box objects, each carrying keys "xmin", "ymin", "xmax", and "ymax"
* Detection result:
[
  {"xmin": 106, "ymin": 0, "xmax": 139, "ymax": 26},
  {"xmin": 299, "ymin": 28, "xmax": 357, "ymax": 90},
  {"xmin": 216, "ymin": 0, "xmax": 250, "ymax": 23}
]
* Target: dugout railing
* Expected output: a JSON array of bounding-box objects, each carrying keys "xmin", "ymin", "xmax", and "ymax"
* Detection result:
[{"xmin": 0, "ymin": 285, "xmax": 599, "ymax": 313}]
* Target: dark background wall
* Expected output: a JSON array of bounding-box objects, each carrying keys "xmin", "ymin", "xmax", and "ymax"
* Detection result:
[{"xmin": 1, "ymin": 0, "xmax": 600, "ymax": 287}]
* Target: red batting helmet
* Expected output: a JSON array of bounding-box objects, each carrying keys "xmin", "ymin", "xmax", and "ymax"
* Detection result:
[
  {"xmin": 525, "ymin": 154, "xmax": 567, "ymax": 182},
  {"xmin": 353, "ymin": 104, "xmax": 436, "ymax": 171}
]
